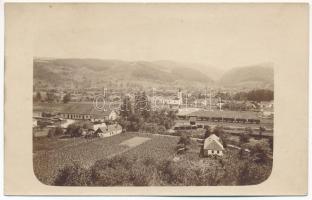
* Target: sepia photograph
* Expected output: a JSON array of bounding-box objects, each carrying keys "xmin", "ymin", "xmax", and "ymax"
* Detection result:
[
  {"xmin": 32, "ymin": 4, "xmax": 274, "ymax": 186},
  {"xmin": 4, "ymin": 2, "xmax": 309, "ymax": 196}
]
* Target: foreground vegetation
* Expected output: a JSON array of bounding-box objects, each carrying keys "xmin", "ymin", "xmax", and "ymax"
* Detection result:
[{"xmin": 53, "ymin": 148, "xmax": 272, "ymax": 186}]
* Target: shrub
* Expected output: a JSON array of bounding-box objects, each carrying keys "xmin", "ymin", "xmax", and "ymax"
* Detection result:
[
  {"xmin": 239, "ymin": 133, "xmax": 250, "ymax": 145},
  {"xmin": 65, "ymin": 124, "xmax": 83, "ymax": 137},
  {"xmin": 54, "ymin": 163, "xmax": 92, "ymax": 186},
  {"xmin": 47, "ymin": 127, "xmax": 63, "ymax": 138}
]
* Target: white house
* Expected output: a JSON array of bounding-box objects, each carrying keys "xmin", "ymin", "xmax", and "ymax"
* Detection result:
[
  {"xmin": 203, "ymin": 134, "xmax": 224, "ymax": 156},
  {"xmin": 108, "ymin": 110, "xmax": 118, "ymax": 121},
  {"xmin": 32, "ymin": 119, "xmax": 38, "ymax": 128},
  {"xmin": 94, "ymin": 124, "xmax": 122, "ymax": 138}
]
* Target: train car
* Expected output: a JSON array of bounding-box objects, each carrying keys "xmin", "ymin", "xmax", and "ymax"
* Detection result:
[
  {"xmin": 211, "ymin": 117, "xmax": 223, "ymax": 122},
  {"xmin": 236, "ymin": 118, "xmax": 247, "ymax": 123},
  {"xmin": 223, "ymin": 117, "xmax": 235, "ymax": 123},
  {"xmin": 197, "ymin": 124, "xmax": 204, "ymax": 129},
  {"xmin": 201, "ymin": 117, "xmax": 210, "ymax": 121},
  {"xmin": 247, "ymin": 118, "xmax": 261, "ymax": 124}
]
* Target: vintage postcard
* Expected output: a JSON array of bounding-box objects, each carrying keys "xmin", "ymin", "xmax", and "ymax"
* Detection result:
[{"xmin": 4, "ymin": 3, "xmax": 308, "ymax": 195}]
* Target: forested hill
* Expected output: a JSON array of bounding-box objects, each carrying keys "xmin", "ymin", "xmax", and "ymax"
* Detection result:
[
  {"xmin": 34, "ymin": 58, "xmax": 274, "ymax": 90},
  {"xmin": 34, "ymin": 58, "xmax": 216, "ymax": 89}
]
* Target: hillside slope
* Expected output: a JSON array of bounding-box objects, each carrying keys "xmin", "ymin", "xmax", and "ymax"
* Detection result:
[
  {"xmin": 219, "ymin": 64, "xmax": 274, "ymax": 89},
  {"xmin": 33, "ymin": 58, "xmax": 215, "ymax": 88}
]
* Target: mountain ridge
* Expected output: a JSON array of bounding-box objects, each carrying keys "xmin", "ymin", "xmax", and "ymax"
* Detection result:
[{"xmin": 34, "ymin": 58, "xmax": 274, "ymax": 90}]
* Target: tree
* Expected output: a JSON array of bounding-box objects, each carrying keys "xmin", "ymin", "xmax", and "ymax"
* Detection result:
[
  {"xmin": 54, "ymin": 162, "xmax": 92, "ymax": 186},
  {"xmin": 47, "ymin": 127, "xmax": 64, "ymax": 138},
  {"xmin": 268, "ymin": 137, "xmax": 273, "ymax": 150},
  {"xmin": 134, "ymin": 91, "xmax": 151, "ymax": 119},
  {"xmin": 177, "ymin": 133, "xmax": 191, "ymax": 152},
  {"xmin": 212, "ymin": 126, "xmax": 224, "ymax": 137},
  {"xmin": 65, "ymin": 124, "xmax": 83, "ymax": 137},
  {"xmin": 251, "ymin": 144, "xmax": 269, "ymax": 164},
  {"xmin": 259, "ymin": 126, "xmax": 266, "ymax": 137},
  {"xmin": 204, "ymin": 126, "xmax": 211, "ymax": 138},
  {"xmin": 120, "ymin": 96, "xmax": 132, "ymax": 119},
  {"xmin": 63, "ymin": 93, "xmax": 71, "ymax": 103},
  {"xmin": 239, "ymin": 133, "xmax": 250, "ymax": 145},
  {"xmin": 46, "ymin": 91, "xmax": 56, "ymax": 103},
  {"xmin": 34, "ymin": 92, "xmax": 42, "ymax": 102}
]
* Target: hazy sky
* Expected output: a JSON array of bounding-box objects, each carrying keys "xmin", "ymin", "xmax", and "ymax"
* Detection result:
[{"xmin": 28, "ymin": 4, "xmax": 307, "ymax": 70}]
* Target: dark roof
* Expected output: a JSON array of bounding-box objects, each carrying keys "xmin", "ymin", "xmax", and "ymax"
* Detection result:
[
  {"xmin": 33, "ymin": 103, "xmax": 118, "ymax": 117},
  {"xmin": 61, "ymin": 103, "xmax": 114, "ymax": 117},
  {"xmin": 182, "ymin": 110, "xmax": 259, "ymax": 119}
]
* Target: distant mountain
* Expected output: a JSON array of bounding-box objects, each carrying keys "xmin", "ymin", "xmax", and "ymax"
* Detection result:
[
  {"xmin": 219, "ymin": 64, "xmax": 274, "ymax": 89},
  {"xmin": 34, "ymin": 58, "xmax": 274, "ymax": 90},
  {"xmin": 153, "ymin": 60, "xmax": 224, "ymax": 81},
  {"xmin": 33, "ymin": 58, "xmax": 215, "ymax": 89}
]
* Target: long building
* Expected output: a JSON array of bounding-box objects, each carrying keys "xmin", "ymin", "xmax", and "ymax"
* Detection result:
[{"xmin": 177, "ymin": 109, "xmax": 261, "ymax": 124}]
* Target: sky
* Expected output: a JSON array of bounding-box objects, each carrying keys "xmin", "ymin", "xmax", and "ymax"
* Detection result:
[{"xmin": 25, "ymin": 3, "xmax": 308, "ymax": 70}]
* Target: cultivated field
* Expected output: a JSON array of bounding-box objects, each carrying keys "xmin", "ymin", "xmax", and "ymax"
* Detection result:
[{"xmin": 33, "ymin": 133, "xmax": 178, "ymax": 185}]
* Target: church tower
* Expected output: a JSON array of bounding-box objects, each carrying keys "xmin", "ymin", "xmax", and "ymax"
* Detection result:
[{"xmin": 178, "ymin": 89, "xmax": 182, "ymax": 105}]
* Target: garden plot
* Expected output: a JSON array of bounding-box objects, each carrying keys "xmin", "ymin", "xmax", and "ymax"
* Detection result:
[{"xmin": 119, "ymin": 137, "xmax": 151, "ymax": 148}]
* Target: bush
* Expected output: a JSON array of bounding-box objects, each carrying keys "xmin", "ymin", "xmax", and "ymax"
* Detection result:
[
  {"xmin": 54, "ymin": 163, "xmax": 92, "ymax": 186},
  {"xmin": 239, "ymin": 133, "xmax": 250, "ymax": 145},
  {"xmin": 250, "ymin": 144, "xmax": 269, "ymax": 164},
  {"xmin": 47, "ymin": 127, "xmax": 63, "ymax": 138},
  {"xmin": 53, "ymin": 153, "xmax": 272, "ymax": 186},
  {"xmin": 177, "ymin": 133, "xmax": 191, "ymax": 148},
  {"xmin": 65, "ymin": 124, "xmax": 83, "ymax": 137}
]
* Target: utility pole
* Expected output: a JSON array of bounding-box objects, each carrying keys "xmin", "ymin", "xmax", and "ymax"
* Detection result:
[
  {"xmin": 152, "ymin": 87, "xmax": 156, "ymax": 110},
  {"xmin": 210, "ymin": 89, "xmax": 212, "ymax": 111},
  {"xmin": 219, "ymin": 97, "xmax": 222, "ymax": 111},
  {"xmin": 205, "ymin": 87, "xmax": 207, "ymax": 107},
  {"xmin": 186, "ymin": 93, "xmax": 188, "ymax": 109}
]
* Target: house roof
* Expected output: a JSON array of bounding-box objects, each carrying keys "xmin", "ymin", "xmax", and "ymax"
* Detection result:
[
  {"xmin": 203, "ymin": 134, "xmax": 224, "ymax": 151},
  {"xmin": 34, "ymin": 102, "xmax": 119, "ymax": 117},
  {"xmin": 95, "ymin": 124, "xmax": 122, "ymax": 134}
]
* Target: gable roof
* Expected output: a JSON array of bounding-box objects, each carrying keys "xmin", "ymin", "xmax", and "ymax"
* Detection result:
[
  {"xmin": 95, "ymin": 124, "xmax": 122, "ymax": 134},
  {"xmin": 204, "ymin": 134, "xmax": 224, "ymax": 151}
]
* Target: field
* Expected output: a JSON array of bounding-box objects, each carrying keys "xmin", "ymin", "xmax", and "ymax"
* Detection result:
[
  {"xmin": 33, "ymin": 132, "xmax": 179, "ymax": 185},
  {"xmin": 33, "ymin": 130, "xmax": 272, "ymax": 186}
]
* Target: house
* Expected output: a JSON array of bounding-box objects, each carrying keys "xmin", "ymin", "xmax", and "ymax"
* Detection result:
[
  {"xmin": 94, "ymin": 123, "xmax": 122, "ymax": 138},
  {"xmin": 33, "ymin": 111, "xmax": 42, "ymax": 118},
  {"xmin": 203, "ymin": 134, "xmax": 224, "ymax": 156},
  {"xmin": 108, "ymin": 110, "xmax": 118, "ymax": 121},
  {"xmin": 32, "ymin": 119, "xmax": 37, "ymax": 128},
  {"xmin": 164, "ymin": 89, "xmax": 183, "ymax": 106}
]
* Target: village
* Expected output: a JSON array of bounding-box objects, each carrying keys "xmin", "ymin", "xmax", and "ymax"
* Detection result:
[{"xmin": 33, "ymin": 86, "xmax": 273, "ymax": 186}]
